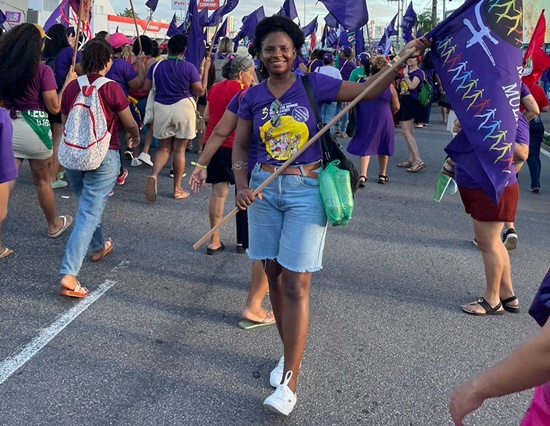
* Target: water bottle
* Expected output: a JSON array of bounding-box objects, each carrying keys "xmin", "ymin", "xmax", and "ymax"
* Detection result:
[
  {"xmin": 334, "ymin": 168, "xmax": 353, "ymax": 225},
  {"xmin": 319, "ymin": 164, "xmax": 344, "ymax": 225}
]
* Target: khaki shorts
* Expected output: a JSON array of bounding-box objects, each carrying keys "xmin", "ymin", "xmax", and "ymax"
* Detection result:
[
  {"xmin": 11, "ymin": 117, "xmax": 52, "ymax": 160},
  {"xmin": 153, "ymin": 98, "xmax": 196, "ymax": 140}
]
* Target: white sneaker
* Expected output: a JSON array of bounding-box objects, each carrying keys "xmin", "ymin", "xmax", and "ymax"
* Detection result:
[
  {"xmin": 269, "ymin": 356, "xmax": 284, "ymax": 388},
  {"xmin": 263, "ymin": 371, "xmax": 296, "ymax": 416},
  {"xmin": 131, "ymin": 158, "xmax": 142, "ymax": 167},
  {"xmin": 138, "ymin": 152, "xmax": 154, "ymax": 167}
]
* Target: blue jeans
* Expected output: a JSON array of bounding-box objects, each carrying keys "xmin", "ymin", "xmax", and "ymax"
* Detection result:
[
  {"xmin": 321, "ymin": 102, "xmax": 338, "ymax": 134},
  {"xmin": 336, "ymin": 102, "xmax": 349, "ymax": 134},
  {"xmin": 527, "ymin": 118, "xmax": 544, "ymax": 189},
  {"xmin": 60, "ymin": 150, "xmax": 120, "ymax": 276}
]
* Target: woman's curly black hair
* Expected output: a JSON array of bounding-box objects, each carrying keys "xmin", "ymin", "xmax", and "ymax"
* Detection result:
[
  {"xmin": 0, "ymin": 23, "xmax": 43, "ymax": 103},
  {"xmin": 81, "ymin": 39, "xmax": 113, "ymax": 74},
  {"xmin": 44, "ymin": 24, "xmax": 70, "ymax": 58},
  {"xmin": 253, "ymin": 16, "xmax": 305, "ymax": 52},
  {"xmin": 132, "ymin": 35, "xmax": 153, "ymax": 56}
]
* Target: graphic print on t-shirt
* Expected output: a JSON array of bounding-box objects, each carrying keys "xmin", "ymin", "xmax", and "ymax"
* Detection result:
[{"xmin": 259, "ymin": 101, "xmax": 310, "ymax": 161}]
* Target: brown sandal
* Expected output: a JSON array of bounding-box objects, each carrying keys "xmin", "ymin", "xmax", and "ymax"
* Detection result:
[
  {"xmin": 397, "ymin": 161, "xmax": 412, "ymax": 168},
  {"xmin": 91, "ymin": 238, "xmax": 113, "ymax": 263},
  {"xmin": 406, "ymin": 162, "xmax": 426, "ymax": 173},
  {"xmin": 60, "ymin": 280, "xmax": 89, "ymax": 298}
]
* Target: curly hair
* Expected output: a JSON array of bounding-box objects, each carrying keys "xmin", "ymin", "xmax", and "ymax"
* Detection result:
[
  {"xmin": 0, "ymin": 23, "xmax": 43, "ymax": 103},
  {"xmin": 81, "ymin": 39, "xmax": 113, "ymax": 74},
  {"xmin": 132, "ymin": 35, "xmax": 153, "ymax": 56},
  {"xmin": 222, "ymin": 56, "xmax": 254, "ymax": 80},
  {"xmin": 253, "ymin": 16, "xmax": 305, "ymax": 52},
  {"xmin": 44, "ymin": 24, "xmax": 70, "ymax": 58}
]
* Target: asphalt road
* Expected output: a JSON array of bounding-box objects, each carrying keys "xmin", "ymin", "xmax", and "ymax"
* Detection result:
[{"xmin": 1, "ymin": 116, "xmax": 549, "ymax": 425}]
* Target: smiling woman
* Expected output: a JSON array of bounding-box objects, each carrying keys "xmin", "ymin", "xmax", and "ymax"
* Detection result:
[{"xmin": 230, "ymin": 15, "xmax": 429, "ymax": 417}]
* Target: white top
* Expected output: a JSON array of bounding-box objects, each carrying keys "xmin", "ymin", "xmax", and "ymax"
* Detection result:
[{"xmin": 317, "ymin": 65, "xmax": 342, "ymax": 80}]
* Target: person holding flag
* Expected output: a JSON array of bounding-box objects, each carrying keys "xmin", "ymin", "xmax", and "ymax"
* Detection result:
[{"xmin": 231, "ymin": 15, "xmax": 429, "ymax": 416}]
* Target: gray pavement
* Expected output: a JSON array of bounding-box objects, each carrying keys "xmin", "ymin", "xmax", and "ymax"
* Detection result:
[{"xmin": 1, "ymin": 115, "xmax": 549, "ymax": 425}]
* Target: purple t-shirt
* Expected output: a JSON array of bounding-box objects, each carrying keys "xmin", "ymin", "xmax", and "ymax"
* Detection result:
[
  {"xmin": 4, "ymin": 64, "xmax": 57, "ymax": 111},
  {"xmin": 106, "ymin": 58, "xmax": 138, "ymax": 96},
  {"xmin": 292, "ymin": 56, "xmax": 306, "ymax": 72},
  {"xmin": 520, "ymin": 81, "xmax": 530, "ymax": 98},
  {"xmin": 146, "ymin": 58, "xmax": 200, "ymax": 105},
  {"xmin": 0, "ymin": 108, "xmax": 17, "ymax": 183},
  {"xmin": 227, "ymin": 88, "xmax": 257, "ymax": 165},
  {"xmin": 455, "ymin": 114, "xmax": 529, "ymax": 188},
  {"xmin": 55, "ymin": 47, "xmax": 81, "ymax": 89},
  {"xmin": 406, "ymin": 69, "xmax": 424, "ymax": 101},
  {"xmin": 237, "ymin": 73, "xmax": 342, "ymax": 166},
  {"xmin": 339, "ymin": 58, "xmax": 357, "ymax": 81}
]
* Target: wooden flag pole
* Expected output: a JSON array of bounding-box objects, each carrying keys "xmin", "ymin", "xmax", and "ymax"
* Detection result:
[
  {"xmin": 128, "ymin": 0, "xmax": 143, "ymax": 52},
  {"xmin": 71, "ymin": 0, "xmax": 84, "ymax": 69},
  {"xmin": 143, "ymin": 9, "xmax": 153, "ymax": 35},
  {"xmin": 208, "ymin": 0, "xmax": 228, "ymax": 57},
  {"xmin": 192, "ymin": 48, "xmax": 417, "ymax": 250}
]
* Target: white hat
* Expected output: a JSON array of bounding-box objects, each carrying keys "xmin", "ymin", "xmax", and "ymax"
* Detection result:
[{"xmin": 235, "ymin": 45, "xmax": 251, "ymax": 59}]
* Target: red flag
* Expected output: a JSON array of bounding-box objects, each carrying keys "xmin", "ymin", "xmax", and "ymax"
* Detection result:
[
  {"xmin": 522, "ymin": 10, "xmax": 550, "ymax": 90},
  {"xmin": 310, "ymin": 31, "xmax": 317, "ymax": 51}
]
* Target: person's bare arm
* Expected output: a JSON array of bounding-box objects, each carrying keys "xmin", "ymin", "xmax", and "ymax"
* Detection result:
[
  {"xmin": 191, "ymin": 57, "xmax": 211, "ymax": 97},
  {"xmin": 43, "ymin": 66, "xmax": 77, "ymax": 114},
  {"xmin": 117, "ymin": 107, "xmax": 140, "ymax": 147},
  {"xmin": 233, "ymin": 118, "xmax": 258, "ymax": 210},
  {"xmin": 450, "ymin": 319, "xmax": 550, "ymax": 425},
  {"xmin": 521, "ymin": 93, "xmax": 540, "ymax": 121},
  {"xmin": 390, "ymin": 85, "xmax": 400, "ymax": 115}
]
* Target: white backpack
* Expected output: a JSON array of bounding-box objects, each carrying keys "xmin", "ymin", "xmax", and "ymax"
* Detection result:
[{"xmin": 59, "ymin": 75, "xmax": 113, "ymax": 171}]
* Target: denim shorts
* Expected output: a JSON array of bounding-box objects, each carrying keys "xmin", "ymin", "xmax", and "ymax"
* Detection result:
[{"xmin": 247, "ymin": 163, "xmax": 327, "ymax": 273}]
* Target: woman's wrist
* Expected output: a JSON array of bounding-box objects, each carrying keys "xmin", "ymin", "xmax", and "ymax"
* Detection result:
[{"xmin": 191, "ymin": 161, "xmax": 207, "ymax": 169}]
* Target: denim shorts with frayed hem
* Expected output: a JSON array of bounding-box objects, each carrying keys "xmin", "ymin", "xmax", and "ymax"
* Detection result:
[{"xmin": 247, "ymin": 163, "xmax": 327, "ymax": 273}]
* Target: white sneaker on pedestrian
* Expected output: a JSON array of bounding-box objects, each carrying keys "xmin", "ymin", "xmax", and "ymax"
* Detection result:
[
  {"xmin": 131, "ymin": 158, "xmax": 142, "ymax": 167},
  {"xmin": 269, "ymin": 356, "xmax": 284, "ymax": 388},
  {"xmin": 263, "ymin": 371, "xmax": 296, "ymax": 416},
  {"xmin": 138, "ymin": 152, "xmax": 154, "ymax": 167}
]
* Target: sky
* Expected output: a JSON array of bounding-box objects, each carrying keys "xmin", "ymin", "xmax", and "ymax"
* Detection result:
[{"xmin": 111, "ymin": 0, "xmax": 442, "ymax": 31}]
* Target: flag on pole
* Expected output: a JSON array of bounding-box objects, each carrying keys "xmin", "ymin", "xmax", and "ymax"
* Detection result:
[
  {"xmin": 522, "ymin": 10, "xmax": 550, "ymax": 91},
  {"xmin": 44, "ymin": 0, "xmax": 71, "ymax": 30},
  {"xmin": 0, "ymin": 9, "xmax": 5, "ymax": 28},
  {"xmin": 184, "ymin": 0, "xmax": 205, "ymax": 69},
  {"xmin": 426, "ymin": 0, "xmax": 523, "ymax": 204},
  {"xmin": 207, "ymin": 0, "xmax": 240, "ymax": 26},
  {"xmin": 198, "ymin": 8, "xmax": 209, "ymax": 27},
  {"xmin": 377, "ymin": 14, "xmax": 397, "ymax": 55},
  {"xmin": 318, "ymin": 0, "xmax": 368, "ymax": 32},
  {"xmin": 310, "ymin": 30, "xmax": 317, "ymax": 50},
  {"xmin": 401, "ymin": 2, "xmax": 417, "ymax": 43},
  {"xmin": 355, "ymin": 27, "xmax": 365, "ymax": 54},
  {"xmin": 145, "ymin": 0, "xmax": 158, "ymax": 12},
  {"xmin": 301, "ymin": 16, "xmax": 318, "ymax": 38},
  {"xmin": 324, "ymin": 13, "xmax": 339, "ymax": 29},
  {"xmin": 434, "ymin": 172, "xmax": 458, "ymax": 202},
  {"xmin": 167, "ymin": 13, "xmax": 183, "ymax": 37},
  {"xmin": 212, "ymin": 17, "xmax": 228, "ymax": 47},
  {"xmin": 277, "ymin": 0, "xmax": 299, "ymax": 21},
  {"xmin": 240, "ymin": 6, "xmax": 264, "ymax": 40}
]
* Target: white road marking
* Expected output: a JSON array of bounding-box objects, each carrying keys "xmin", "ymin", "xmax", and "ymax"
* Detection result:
[
  {"xmin": 0, "ymin": 279, "xmax": 116, "ymax": 386},
  {"xmin": 541, "ymin": 147, "xmax": 550, "ymax": 159}
]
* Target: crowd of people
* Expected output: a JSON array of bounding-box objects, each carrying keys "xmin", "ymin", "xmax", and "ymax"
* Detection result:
[{"xmin": 0, "ymin": 15, "xmax": 549, "ymax": 422}]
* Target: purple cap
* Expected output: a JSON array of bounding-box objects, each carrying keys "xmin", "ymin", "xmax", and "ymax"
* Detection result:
[
  {"xmin": 323, "ymin": 52, "xmax": 334, "ymax": 64},
  {"xmin": 358, "ymin": 52, "xmax": 370, "ymax": 65},
  {"xmin": 340, "ymin": 45, "xmax": 352, "ymax": 56}
]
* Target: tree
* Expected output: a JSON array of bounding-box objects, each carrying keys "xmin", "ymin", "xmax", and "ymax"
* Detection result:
[
  {"xmin": 118, "ymin": 8, "xmax": 139, "ymax": 19},
  {"xmin": 417, "ymin": 11, "xmax": 435, "ymax": 35}
]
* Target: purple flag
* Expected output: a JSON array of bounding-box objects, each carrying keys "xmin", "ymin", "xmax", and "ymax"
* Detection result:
[
  {"xmin": 207, "ymin": 0, "xmax": 239, "ymax": 26},
  {"xmin": 184, "ymin": 0, "xmax": 205, "ymax": 69},
  {"xmin": 145, "ymin": 0, "xmax": 158, "ymax": 12},
  {"xmin": 198, "ymin": 8, "xmax": 209, "ymax": 27},
  {"xmin": 0, "ymin": 9, "xmax": 5, "ymax": 27},
  {"xmin": 167, "ymin": 13, "xmax": 183, "ymax": 37},
  {"xmin": 44, "ymin": 0, "xmax": 71, "ymax": 31},
  {"xmin": 277, "ymin": 0, "xmax": 299, "ymax": 21},
  {"xmin": 232, "ymin": 30, "xmax": 244, "ymax": 47},
  {"xmin": 324, "ymin": 13, "xmax": 339, "ymax": 29},
  {"xmin": 240, "ymin": 6, "xmax": 264, "ymax": 40},
  {"xmin": 318, "ymin": 0, "xmax": 368, "ymax": 32},
  {"xmin": 401, "ymin": 2, "xmax": 417, "ymax": 43},
  {"xmin": 321, "ymin": 25, "xmax": 327, "ymax": 47},
  {"xmin": 377, "ymin": 14, "xmax": 397, "ymax": 55},
  {"xmin": 212, "ymin": 17, "xmax": 228, "ymax": 47},
  {"xmin": 327, "ymin": 28, "xmax": 338, "ymax": 48},
  {"xmin": 426, "ymin": 0, "xmax": 523, "ymax": 203},
  {"xmin": 416, "ymin": 25, "xmax": 423, "ymax": 38},
  {"xmin": 301, "ymin": 16, "xmax": 318, "ymax": 38},
  {"xmin": 387, "ymin": 14, "xmax": 398, "ymax": 37}
]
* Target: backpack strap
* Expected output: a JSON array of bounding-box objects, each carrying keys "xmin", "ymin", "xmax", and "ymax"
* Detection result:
[{"xmin": 90, "ymin": 76, "xmax": 113, "ymax": 91}]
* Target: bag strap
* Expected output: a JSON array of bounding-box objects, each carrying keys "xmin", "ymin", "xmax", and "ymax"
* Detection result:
[
  {"xmin": 151, "ymin": 61, "xmax": 160, "ymax": 90},
  {"xmin": 301, "ymin": 75, "xmax": 323, "ymax": 131}
]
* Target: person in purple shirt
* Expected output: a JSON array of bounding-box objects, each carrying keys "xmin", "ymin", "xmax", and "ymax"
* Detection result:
[
  {"xmin": 396, "ymin": 55, "xmax": 426, "ymax": 172},
  {"xmin": 44, "ymin": 23, "xmax": 80, "ymax": 189},
  {"xmin": 232, "ymin": 15, "xmax": 429, "ymax": 416},
  {"xmin": 457, "ymin": 114, "xmax": 529, "ymax": 316},
  {"xmin": 106, "ymin": 33, "xmax": 146, "ymax": 185},
  {"xmin": 142, "ymin": 33, "xmax": 210, "ymax": 202},
  {"xmin": 335, "ymin": 45, "xmax": 357, "ymax": 137},
  {"xmin": 0, "ymin": 108, "xmax": 17, "ymax": 259},
  {"xmin": 0, "ymin": 23, "xmax": 76, "ymax": 240}
]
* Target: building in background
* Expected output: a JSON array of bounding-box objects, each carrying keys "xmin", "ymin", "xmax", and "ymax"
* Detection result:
[{"xmin": 0, "ymin": 0, "xmax": 30, "ymax": 27}]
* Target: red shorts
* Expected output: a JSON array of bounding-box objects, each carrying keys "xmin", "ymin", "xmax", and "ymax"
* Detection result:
[{"xmin": 458, "ymin": 183, "xmax": 518, "ymax": 222}]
